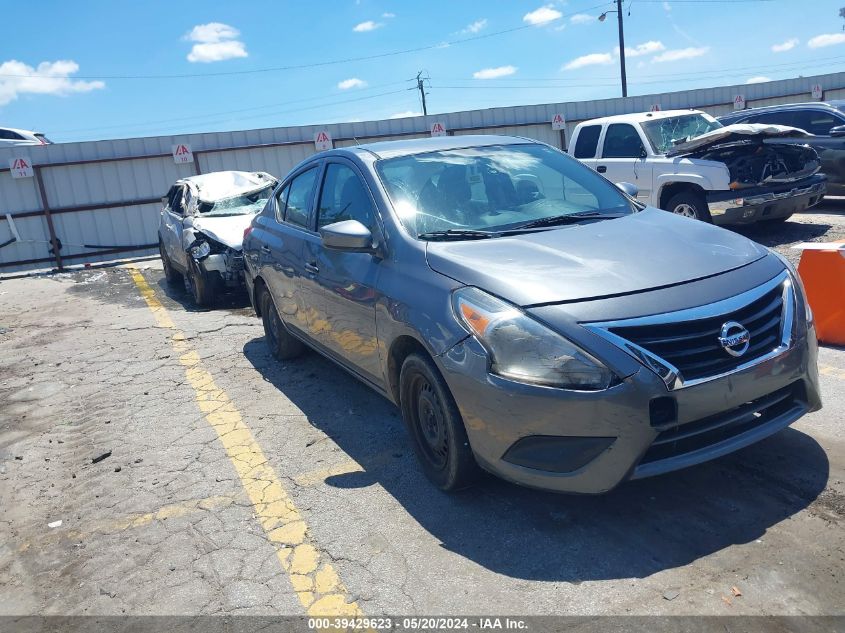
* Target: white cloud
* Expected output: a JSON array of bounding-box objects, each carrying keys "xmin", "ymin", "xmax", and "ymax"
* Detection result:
[
  {"xmin": 382, "ymin": 12, "xmax": 395, "ymax": 18},
  {"xmin": 616, "ymin": 40, "xmax": 665, "ymax": 57},
  {"xmin": 808, "ymin": 33, "xmax": 845, "ymax": 48},
  {"xmin": 462, "ymin": 18, "xmax": 488, "ymax": 34},
  {"xmin": 563, "ymin": 53, "xmax": 613, "ymax": 70},
  {"xmin": 652, "ymin": 46, "xmax": 709, "ymax": 62},
  {"xmin": 389, "ymin": 110, "xmax": 423, "ymax": 119},
  {"xmin": 187, "ymin": 41, "xmax": 248, "ymax": 63},
  {"xmin": 0, "ymin": 59, "xmax": 105, "ymax": 107},
  {"xmin": 338, "ymin": 77, "xmax": 367, "ymax": 90},
  {"xmin": 185, "ymin": 22, "xmax": 248, "ymax": 63},
  {"xmin": 353, "ymin": 20, "xmax": 383, "ymax": 32},
  {"xmin": 570, "ymin": 14, "xmax": 594, "ymax": 25},
  {"xmin": 746, "ymin": 76, "xmax": 771, "ymax": 84},
  {"xmin": 186, "ymin": 22, "xmax": 239, "ymax": 43},
  {"xmin": 771, "ymin": 38, "xmax": 799, "ymax": 52},
  {"xmin": 473, "ymin": 65, "xmax": 517, "ymax": 79},
  {"xmin": 523, "ymin": 5, "xmax": 563, "ymax": 25}
]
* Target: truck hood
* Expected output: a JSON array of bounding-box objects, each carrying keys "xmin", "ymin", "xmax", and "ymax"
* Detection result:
[
  {"xmin": 666, "ymin": 123, "xmax": 812, "ymax": 157},
  {"xmin": 425, "ymin": 207, "xmax": 769, "ymax": 307},
  {"xmin": 191, "ymin": 214, "xmax": 255, "ymax": 249}
]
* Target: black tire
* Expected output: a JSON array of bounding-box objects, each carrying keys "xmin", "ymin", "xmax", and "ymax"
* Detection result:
[
  {"xmin": 664, "ymin": 190, "xmax": 712, "ymax": 223},
  {"xmin": 399, "ymin": 353, "xmax": 481, "ymax": 491},
  {"xmin": 159, "ymin": 240, "xmax": 183, "ymax": 287},
  {"xmin": 259, "ymin": 287, "xmax": 305, "ymax": 360},
  {"xmin": 184, "ymin": 258, "xmax": 216, "ymax": 307}
]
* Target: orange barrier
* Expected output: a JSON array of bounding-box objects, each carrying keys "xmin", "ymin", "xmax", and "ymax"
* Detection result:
[{"xmin": 793, "ymin": 241, "xmax": 845, "ymax": 346}]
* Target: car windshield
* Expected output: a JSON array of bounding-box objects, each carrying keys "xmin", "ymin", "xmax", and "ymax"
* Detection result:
[
  {"xmin": 376, "ymin": 143, "xmax": 636, "ymax": 238},
  {"xmin": 197, "ymin": 184, "xmax": 275, "ymax": 216},
  {"xmin": 641, "ymin": 114, "xmax": 723, "ymax": 154}
]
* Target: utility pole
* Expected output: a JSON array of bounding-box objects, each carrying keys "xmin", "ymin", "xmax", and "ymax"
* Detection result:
[
  {"xmin": 417, "ymin": 71, "xmax": 428, "ymax": 116},
  {"xmin": 617, "ymin": 0, "xmax": 628, "ymax": 98},
  {"xmin": 599, "ymin": 1, "xmax": 628, "ymax": 97}
]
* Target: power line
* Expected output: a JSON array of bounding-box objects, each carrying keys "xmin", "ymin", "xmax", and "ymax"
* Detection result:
[{"xmin": 53, "ymin": 79, "xmax": 417, "ymax": 134}]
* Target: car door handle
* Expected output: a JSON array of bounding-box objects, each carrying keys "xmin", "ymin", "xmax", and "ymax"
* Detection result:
[
  {"xmin": 260, "ymin": 245, "xmax": 271, "ymax": 254},
  {"xmin": 305, "ymin": 262, "xmax": 319, "ymax": 275},
  {"xmin": 597, "ymin": 165, "xmax": 607, "ymax": 173}
]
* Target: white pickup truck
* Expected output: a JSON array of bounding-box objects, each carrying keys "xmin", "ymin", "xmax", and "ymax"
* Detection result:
[{"xmin": 569, "ymin": 109, "xmax": 826, "ymax": 224}]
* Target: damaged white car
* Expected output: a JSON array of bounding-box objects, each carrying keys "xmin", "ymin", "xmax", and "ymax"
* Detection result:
[
  {"xmin": 570, "ymin": 110, "xmax": 826, "ymax": 224},
  {"xmin": 158, "ymin": 171, "xmax": 277, "ymax": 305}
]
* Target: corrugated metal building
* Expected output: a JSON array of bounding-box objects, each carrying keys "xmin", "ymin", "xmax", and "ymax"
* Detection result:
[{"xmin": 1, "ymin": 72, "xmax": 842, "ymax": 273}]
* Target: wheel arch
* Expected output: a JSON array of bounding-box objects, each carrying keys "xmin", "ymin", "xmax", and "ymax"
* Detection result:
[
  {"xmin": 387, "ymin": 335, "xmax": 431, "ymax": 405},
  {"xmin": 658, "ymin": 181, "xmax": 707, "ymax": 210}
]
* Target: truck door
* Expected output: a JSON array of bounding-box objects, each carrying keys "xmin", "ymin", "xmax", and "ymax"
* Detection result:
[
  {"xmin": 572, "ymin": 124, "xmax": 602, "ymax": 171},
  {"xmin": 596, "ymin": 123, "xmax": 653, "ymax": 204}
]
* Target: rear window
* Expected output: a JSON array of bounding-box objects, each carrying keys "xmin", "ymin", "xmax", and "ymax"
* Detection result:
[
  {"xmin": 573, "ymin": 125, "xmax": 602, "ymax": 159},
  {"xmin": 35, "ymin": 134, "xmax": 52, "ymax": 144}
]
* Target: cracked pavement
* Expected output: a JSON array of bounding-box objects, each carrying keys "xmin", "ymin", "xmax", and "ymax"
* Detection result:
[{"xmin": 1, "ymin": 206, "xmax": 844, "ymax": 617}]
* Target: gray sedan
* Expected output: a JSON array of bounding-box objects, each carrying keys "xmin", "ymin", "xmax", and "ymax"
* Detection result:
[{"xmin": 243, "ymin": 135, "xmax": 820, "ymax": 493}]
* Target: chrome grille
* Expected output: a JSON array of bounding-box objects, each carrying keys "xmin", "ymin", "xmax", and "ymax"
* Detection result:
[{"xmin": 586, "ymin": 272, "xmax": 794, "ymax": 390}]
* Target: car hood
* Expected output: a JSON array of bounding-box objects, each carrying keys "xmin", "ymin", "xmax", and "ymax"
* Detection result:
[
  {"xmin": 425, "ymin": 208, "xmax": 769, "ymax": 307},
  {"xmin": 192, "ymin": 214, "xmax": 255, "ymax": 249},
  {"xmin": 666, "ymin": 123, "xmax": 812, "ymax": 157}
]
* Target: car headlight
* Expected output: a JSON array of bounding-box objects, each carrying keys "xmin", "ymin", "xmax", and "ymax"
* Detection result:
[
  {"xmin": 452, "ymin": 287, "xmax": 615, "ymax": 390},
  {"xmin": 772, "ymin": 252, "xmax": 813, "ymax": 325},
  {"xmin": 190, "ymin": 240, "xmax": 211, "ymax": 259}
]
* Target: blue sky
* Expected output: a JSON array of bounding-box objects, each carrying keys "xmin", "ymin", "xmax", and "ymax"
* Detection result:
[{"xmin": 1, "ymin": 0, "xmax": 843, "ymax": 142}]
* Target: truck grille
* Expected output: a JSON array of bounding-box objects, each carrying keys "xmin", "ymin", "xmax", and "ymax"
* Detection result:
[
  {"xmin": 637, "ymin": 382, "xmax": 804, "ymax": 467},
  {"xmin": 608, "ymin": 283, "xmax": 785, "ymax": 382}
]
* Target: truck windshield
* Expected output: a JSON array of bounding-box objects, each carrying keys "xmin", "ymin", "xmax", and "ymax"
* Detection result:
[
  {"xmin": 642, "ymin": 114, "xmax": 723, "ymax": 154},
  {"xmin": 376, "ymin": 143, "xmax": 635, "ymax": 238}
]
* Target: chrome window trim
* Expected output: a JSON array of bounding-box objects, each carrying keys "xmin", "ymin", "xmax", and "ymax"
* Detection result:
[{"xmin": 585, "ymin": 271, "xmax": 794, "ymax": 390}]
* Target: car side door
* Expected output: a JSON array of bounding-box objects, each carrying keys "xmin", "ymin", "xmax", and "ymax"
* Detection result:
[
  {"xmin": 299, "ymin": 159, "xmax": 383, "ymax": 384},
  {"xmin": 572, "ymin": 124, "xmax": 602, "ymax": 171},
  {"xmin": 162, "ymin": 185, "xmax": 188, "ymax": 270},
  {"xmin": 255, "ymin": 165, "xmax": 321, "ymax": 337},
  {"xmin": 596, "ymin": 123, "xmax": 653, "ymax": 203}
]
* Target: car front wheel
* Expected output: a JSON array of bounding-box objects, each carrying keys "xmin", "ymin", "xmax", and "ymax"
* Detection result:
[
  {"xmin": 665, "ymin": 191, "xmax": 712, "ymax": 223},
  {"xmin": 184, "ymin": 258, "xmax": 215, "ymax": 306},
  {"xmin": 399, "ymin": 352, "xmax": 480, "ymax": 491}
]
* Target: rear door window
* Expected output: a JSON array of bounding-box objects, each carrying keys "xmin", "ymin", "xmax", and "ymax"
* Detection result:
[
  {"xmin": 602, "ymin": 124, "xmax": 645, "ymax": 158},
  {"xmin": 282, "ymin": 167, "xmax": 319, "ymax": 228},
  {"xmin": 789, "ymin": 110, "xmax": 844, "ymax": 136},
  {"xmin": 573, "ymin": 125, "xmax": 602, "ymax": 159},
  {"xmin": 749, "ymin": 111, "xmax": 795, "ymax": 126}
]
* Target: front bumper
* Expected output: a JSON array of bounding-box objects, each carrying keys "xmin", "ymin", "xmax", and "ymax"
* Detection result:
[
  {"xmin": 437, "ymin": 329, "xmax": 820, "ymax": 494},
  {"xmin": 707, "ymin": 175, "xmax": 826, "ymax": 225},
  {"xmin": 197, "ymin": 249, "xmax": 246, "ymax": 288}
]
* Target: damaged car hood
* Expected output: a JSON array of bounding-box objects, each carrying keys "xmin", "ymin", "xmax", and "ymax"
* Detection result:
[
  {"xmin": 191, "ymin": 214, "xmax": 254, "ymax": 249},
  {"xmin": 666, "ymin": 123, "xmax": 812, "ymax": 157},
  {"xmin": 186, "ymin": 171, "xmax": 275, "ymax": 203},
  {"xmin": 425, "ymin": 208, "xmax": 768, "ymax": 307}
]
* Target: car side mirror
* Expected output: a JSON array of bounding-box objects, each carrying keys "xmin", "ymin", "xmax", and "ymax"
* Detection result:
[
  {"xmin": 616, "ymin": 182, "xmax": 639, "ymax": 198},
  {"xmin": 829, "ymin": 125, "xmax": 845, "ymax": 137},
  {"xmin": 640, "ymin": 147, "xmax": 648, "ymax": 159},
  {"xmin": 319, "ymin": 219, "xmax": 373, "ymax": 251}
]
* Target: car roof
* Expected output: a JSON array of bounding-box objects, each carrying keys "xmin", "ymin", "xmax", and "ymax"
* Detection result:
[
  {"xmin": 341, "ymin": 134, "xmax": 536, "ymax": 159},
  {"xmin": 721, "ymin": 101, "xmax": 845, "ymax": 118},
  {"xmin": 0, "ymin": 126, "xmax": 39, "ymax": 136},
  {"xmin": 577, "ymin": 110, "xmax": 705, "ymax": 126}
]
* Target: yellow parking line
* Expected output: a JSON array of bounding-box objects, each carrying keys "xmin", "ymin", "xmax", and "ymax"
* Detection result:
[
  {"xmin": 127, "ymin": 265, "xmax": 361, "ymax": 617},
  {"xmin": 819, "ymin": 364, "xmax": 845, "ymax": 380}
]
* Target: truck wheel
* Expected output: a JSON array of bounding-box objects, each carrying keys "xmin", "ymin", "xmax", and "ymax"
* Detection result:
[
  {"xmin": 185, "ymin": 258, "xmax": 216, "ymax": 307},
  {"xmin": 400, "ymin": 352, "xmax": 481, "ymax": 491},
  {"xmin": 665, "ymin": 191, "xmax": 712, "ymax": 223},
  {"xmin": 159, "ymin": 240, "xmax": 183, "ymax": 287},
  {"xmin": 259, "ymin": 288, "xmax": 305, "ymax": 360}
]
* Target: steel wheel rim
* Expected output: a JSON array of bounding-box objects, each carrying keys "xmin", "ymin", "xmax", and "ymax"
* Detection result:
[
  {"xmin": 411, "ymin": 374, "xmax": 449, "ymax": 470},
  {"xmin": 673, "ymin": 203, "xmax": 698, "ymax": 219}
]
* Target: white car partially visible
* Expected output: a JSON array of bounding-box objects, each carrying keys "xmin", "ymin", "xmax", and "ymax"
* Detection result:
[{"xmin": 0, "ymin": 127, "xmax": 53, "ymax": 147}]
